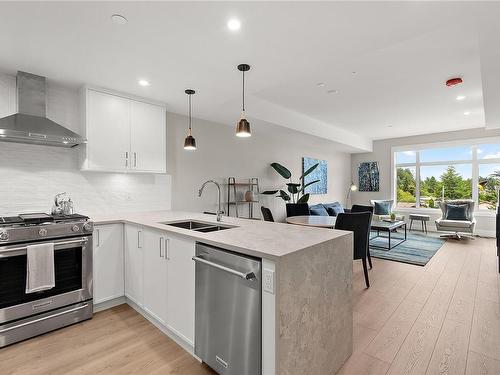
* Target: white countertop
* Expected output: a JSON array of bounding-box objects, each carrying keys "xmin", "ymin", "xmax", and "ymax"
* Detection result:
[{"xmin": 92, "ymin": 210, "xmax": 351, "ymax": 260}]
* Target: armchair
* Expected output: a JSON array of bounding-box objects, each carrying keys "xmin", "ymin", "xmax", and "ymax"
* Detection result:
[{"xmin": 435, "ymin": 199, "xmax": 476, "ymax": 239}]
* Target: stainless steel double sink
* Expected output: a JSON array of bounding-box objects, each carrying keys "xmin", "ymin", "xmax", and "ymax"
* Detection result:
[{"xmin": 159, "ymin": 220, "xmax": 236, "ymax": 233}]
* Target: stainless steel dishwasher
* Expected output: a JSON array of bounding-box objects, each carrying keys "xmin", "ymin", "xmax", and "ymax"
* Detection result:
[{"xmin": 193, "ymin": 243, "xmax": 261, "ymax": 375}]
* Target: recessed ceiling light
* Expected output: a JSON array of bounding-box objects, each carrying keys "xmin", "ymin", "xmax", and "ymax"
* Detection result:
[
  {"xmin": 317, "ymin": 83, "xmax": 325, "ymax": 88},
  {"xmin": 227, "ymin": 19, "xmax": 241, "ymax": 31},
  {"xmin": 351, "ymin": 71, "xmax": 357, "ymax": 75},
  {"xmin": 138, "ymin": 79, "xmax": 150, "ymax": 87},
  {"xmin": 111, "ymin": 14, "xmax": 127, "ymax": 25},
  {"xmin": 456, "ymin": 95, "xmax": 466, "ymax": 101},
  {"xmin": 327, "ymin": 89, "xmax": 338, "ymax": 94},
  {"xmin": 464, "ymin": 111, "xmax": 471, "ymax": 115}
]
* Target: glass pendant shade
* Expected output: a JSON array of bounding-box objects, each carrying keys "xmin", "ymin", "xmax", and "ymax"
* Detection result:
[
  {"xmin": 236, "ymin": 113, "xmax": 251, "ymax": 137},
  {"xmin": 184, "ymin": 133, "xmax": 196, "ymax": 150}
]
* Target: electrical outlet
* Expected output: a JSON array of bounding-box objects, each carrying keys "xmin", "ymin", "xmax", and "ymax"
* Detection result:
[{"xmin": 263, "ymin": 269, "xmax": 274, "ymax": 294}]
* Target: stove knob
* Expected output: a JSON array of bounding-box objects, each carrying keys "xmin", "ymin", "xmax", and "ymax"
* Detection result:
[
  {"xmin": 0, "ymin": 230, "xmax": 9, "ymax": 241},
  {"xmin": 38, "ymin": 228, "xmax": 47, "ymax": 237},
  {"xmin": 72, "ymin": 225, "xmax": 80, "ymax": 232},
  {"xmin": 83, "ymin": 222, "xmax": 93, "ymax": 232}
]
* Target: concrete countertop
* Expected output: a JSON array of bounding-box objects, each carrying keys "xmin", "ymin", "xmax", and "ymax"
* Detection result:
[{"xmin": 91, "ymin": 210, "xmax": 351, "ymax": 260}]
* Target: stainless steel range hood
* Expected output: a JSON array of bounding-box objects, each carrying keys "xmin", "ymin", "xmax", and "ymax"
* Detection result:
[{"xmin": 0, "ymin": 71, "xmax": 86, "ymax": 147}]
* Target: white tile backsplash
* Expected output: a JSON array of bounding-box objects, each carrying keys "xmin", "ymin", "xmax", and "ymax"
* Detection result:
[{"xmin": 0, "ymin": 142, "xmax": 171, "ymax": 217}]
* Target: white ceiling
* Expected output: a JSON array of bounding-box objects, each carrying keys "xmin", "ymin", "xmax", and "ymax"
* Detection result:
[{"xmin": 0, "ymin": 1, "xmax": 499, "ymax": 152}]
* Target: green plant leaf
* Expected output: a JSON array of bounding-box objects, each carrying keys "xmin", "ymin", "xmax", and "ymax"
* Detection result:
[
  {"xmin": 286, "ymin": 183, "xmax": 300, "ymax": 194},
  {"xmin": 297, "ymin": 193, "xmax": 310, "ymax": 203},
  {"xmin": 278, "ymin": 190, "xmax": 291, "ymax": 201},
  {"xmin": 301, "ymin": 179, "xmax": 320, "ymax": 192},
  {"xmin": 270, "ymin": 162, "xmax": 292, "ymax": 179},
  {"xmin": 300, "ymin": 163, "xmax": 319, "ymax": 180},
  {"xmin": 262, "ymin": 190, "xmax": 279, "ymax": 195}
]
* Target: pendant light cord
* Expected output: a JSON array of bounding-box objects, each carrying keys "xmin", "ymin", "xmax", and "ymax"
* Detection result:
[
  {"xmin": 242, "ymin": 70, "xmax": 245, "ymax": 112},
  {"xmin": 188, "ymin": 93, "xmax": 192, "ymax": 133}
]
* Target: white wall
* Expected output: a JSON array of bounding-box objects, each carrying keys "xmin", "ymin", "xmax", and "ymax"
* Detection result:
[
  {"xmin": 167, "ymin": 112, "xmax": 351, "ymax": 222},
  {"xmin": 351, "ymin": 128, "xmax": 500, "ymax": 237}
]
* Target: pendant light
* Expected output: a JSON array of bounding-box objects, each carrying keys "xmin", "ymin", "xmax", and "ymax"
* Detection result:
[
  {"xmin": 184, "ymin": 89, "xmax": 196, "ymax": 150},
  {"xmin": 236, "ymin": 64, "xmax": 251, "ymax": 137}
]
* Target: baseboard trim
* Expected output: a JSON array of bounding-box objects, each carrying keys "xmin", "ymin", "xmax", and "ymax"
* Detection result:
[{"xmin": 93, "ymin": 296, "xmax": 126, "ymax": 312}]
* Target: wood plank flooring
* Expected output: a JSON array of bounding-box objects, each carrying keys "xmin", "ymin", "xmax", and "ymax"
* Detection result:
[{"xmin": 0, "ymin": 237, "xmax": 498, "ymax": 375}]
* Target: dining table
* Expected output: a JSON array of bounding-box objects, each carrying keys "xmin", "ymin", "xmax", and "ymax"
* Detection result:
[{"xmin": 285, "ymin": 215, "xmax": 337, "ymax": 228}]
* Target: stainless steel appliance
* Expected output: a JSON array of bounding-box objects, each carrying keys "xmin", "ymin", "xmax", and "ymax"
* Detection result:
[
  {"xmin": 193, "ymin": 243, "xmax": 261, "ymax": 375},
  {"xmin": 0, "ymin": 213, "xmax": 93, "ymax": 347},
  {"xmin": 0, "ymin": 71, "xmax": 86, "ymax": 147}
]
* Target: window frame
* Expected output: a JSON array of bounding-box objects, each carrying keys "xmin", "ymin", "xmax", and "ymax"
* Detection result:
[{"xmin": 391, "ymin": 137, "xmax": 500, "ymax": 214}]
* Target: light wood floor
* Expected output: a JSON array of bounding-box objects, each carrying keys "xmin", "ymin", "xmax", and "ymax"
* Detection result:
[{"xmin": 0, "ymin": 237, "xmax": 498, "ymax": 375}]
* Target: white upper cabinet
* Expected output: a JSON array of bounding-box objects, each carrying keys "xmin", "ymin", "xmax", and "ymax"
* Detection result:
[
  {"xmin": 86, "ymin": 90, "xmax": 131, "ymax": 172},
  {"xmin": 130, "ymin": 100, "xmax": 166, "ymax": 172},
  {"xmin": 0, "ymin": 74, "xmax": 17, "ymax": 118},
  {"xmin": 82, "ymin": 87, "xmax": 166, "ymax": 173}
]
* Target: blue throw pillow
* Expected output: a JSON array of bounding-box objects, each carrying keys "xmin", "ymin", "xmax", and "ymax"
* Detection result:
[
  {"xmin": 445, "ymin": 204, "xmax": 468, "ymax": 221},
  {"xmin": 374, "ymin": 201, "xmax": 391, "ymax": 215},
  {"xmin": 309, "ymin": 204, "xmax": 329, "ymax": 216},
  {"xmin": 323, "ymin": 202, "xmax": 345, "ymax": 216}
]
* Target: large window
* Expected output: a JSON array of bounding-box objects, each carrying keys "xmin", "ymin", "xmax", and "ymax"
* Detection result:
[{"xmin": 394, "ymin": 141, "xmax": 500, "ymax": 211}]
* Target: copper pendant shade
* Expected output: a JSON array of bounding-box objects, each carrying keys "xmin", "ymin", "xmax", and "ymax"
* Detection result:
[
  {"xmin": 236, "ymin": 64, "xmax": 251, "ymax": 137},
  {"xmin": 184, "ymin": 89, "xmax": 196, "ymax": 150}
]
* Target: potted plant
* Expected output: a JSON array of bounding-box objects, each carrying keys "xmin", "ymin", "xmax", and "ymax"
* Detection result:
[
  {"xmin": 262, "ymin": 162, "xmax": 320, "ymax": 208},
  {"xmin": 390, "ymin": 212, "xmax": 396, "ymax": 222}
]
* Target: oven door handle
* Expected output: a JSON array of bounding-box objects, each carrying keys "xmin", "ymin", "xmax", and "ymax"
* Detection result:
[
  {"xmin": 0, "ymin": 303, "xmax": 89, "ymax": 334},
  {"xmin": 0, "ymin": 237, "xmax": 89, "ymax": 255}
]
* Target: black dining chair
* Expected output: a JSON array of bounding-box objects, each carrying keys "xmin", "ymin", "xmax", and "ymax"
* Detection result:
[
  {"xmin": 335, "ymin": 211, "xmax": 372, "ymax": 288},
  {"xmin": 285, "ymin": 203, "xmax": 310, "ymax": 217},
  {"xmin": 261, "ymin": 206, "xmax": 274, "ymax": 222},
  {"xmin": 350, "ymin": 205, "xmax": 374, "ymax": 269},
  {"xmin": 351, "ymin": 204, "xmax": 374, "ymax": 214}
]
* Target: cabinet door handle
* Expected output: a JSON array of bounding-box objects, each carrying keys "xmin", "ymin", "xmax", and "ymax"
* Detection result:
[
  {"xmin": 165, "ymin": 238, "xmax": 170, "ymax": 260},
  {"xmin": 159, "ymin": 237, "xmax": 165, "ymax": 258},
  {"xmin": 137, "ymin": 230, "xmax": 143, "ymax": 248},
  {"xmin": 134, "ymin": 152, "xmax": 137, "ymax": 168},
  {"xmin": 125, "ymin": 152, "xmax": 129, "ymax": 167},
  {"xmin": 95, "ymin": 228, "xmax": 100, "ymax": 247}
]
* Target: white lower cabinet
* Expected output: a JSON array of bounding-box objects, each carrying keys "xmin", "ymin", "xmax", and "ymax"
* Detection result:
[
  {"xmin": 142, "ymin": 230, "xmax": 168, "ymax": 324},
  {"xmin": 93, "ymin": 224, "xmax": 124, "ymax": 304},
  {"xmin": 124, "ymin": 225, "xmax": 144, "ymax": 306},
  {"xmin": 166, "ymin": 235, "xmax": 195, "ymax": 344},
  {"xmin": 122, "ymin": 225, "xmax": 195, "ymax": 346}
]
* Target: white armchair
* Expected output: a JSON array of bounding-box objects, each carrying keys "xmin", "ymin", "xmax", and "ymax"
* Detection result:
[{"xmin": 435, "ymin": 199, "xmax": 476, "ymax": 239}]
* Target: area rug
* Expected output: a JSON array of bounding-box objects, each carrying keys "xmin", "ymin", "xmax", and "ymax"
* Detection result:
[{"xmin": 369, "ymin": 231, "xmax": 446, "ymax": 266}]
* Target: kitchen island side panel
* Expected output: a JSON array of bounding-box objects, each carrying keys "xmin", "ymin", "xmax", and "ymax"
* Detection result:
[{"xmin": 277, "ymin": 233, "xmax": 353, "ymax": 375}]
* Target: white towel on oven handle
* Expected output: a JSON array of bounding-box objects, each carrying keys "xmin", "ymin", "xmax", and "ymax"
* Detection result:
[{"xmin": 26, "ymin": 242, "xmax": 55, "ymax": 293}]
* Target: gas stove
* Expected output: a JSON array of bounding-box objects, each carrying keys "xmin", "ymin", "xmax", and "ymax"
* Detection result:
[{"xmin": 0, "ymin": 212, "xmax": 93, "ymax": 244}]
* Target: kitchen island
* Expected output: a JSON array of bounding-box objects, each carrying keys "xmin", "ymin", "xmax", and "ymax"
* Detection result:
[{"xmin": 92, "ymin": 210, "xmax": 353, "ymax": 375}]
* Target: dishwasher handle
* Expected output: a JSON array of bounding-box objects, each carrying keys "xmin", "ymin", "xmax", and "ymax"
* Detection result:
[{"xmin": 192, "ymin": 256, "xmax": 256, "ymax": 280}]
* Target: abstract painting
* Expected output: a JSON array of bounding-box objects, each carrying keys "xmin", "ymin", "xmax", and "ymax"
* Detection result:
[
  {"xmin": 358, "ymin": 161, "xmax": 380, "ymax": 192},
  {"xmin": 303, "ymin": 157, "xmax": 327, "ymax": 194}
]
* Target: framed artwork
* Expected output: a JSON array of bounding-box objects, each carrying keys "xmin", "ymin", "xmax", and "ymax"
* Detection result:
[
  {"xmin": 358, "ymin": 161, "xmax": 380, "ymax": 192},
  {"xmin": 302, "ymin": 157, "xmax": 327, "ymax": 194}
]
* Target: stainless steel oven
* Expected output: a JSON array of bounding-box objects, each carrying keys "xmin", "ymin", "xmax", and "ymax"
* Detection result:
[{"xmin": 0, "ymin": 213, "xmax": 93, "ymax": 347}]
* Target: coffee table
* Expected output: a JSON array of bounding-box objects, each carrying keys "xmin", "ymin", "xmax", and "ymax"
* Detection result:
[{"xmin": 370, "ymin": 220, "xmax": 407, "ymax": 250}]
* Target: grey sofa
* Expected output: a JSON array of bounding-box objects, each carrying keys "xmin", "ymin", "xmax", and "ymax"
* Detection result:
[
  {"xmin": 435, "ymin": 199, "xmax": 476, "ymax": 239},
  {"xmin": 370, "ymin": 200, "xmax": 405, "ymax": 222}
]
